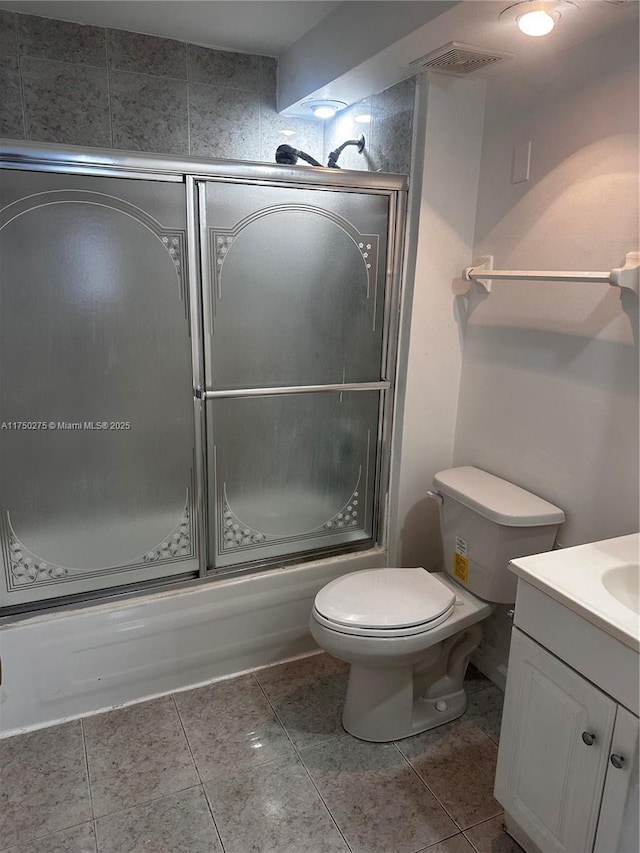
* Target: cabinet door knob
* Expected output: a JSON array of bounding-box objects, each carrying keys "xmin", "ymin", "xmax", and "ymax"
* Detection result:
[
  {"xmin": 581, "ymin": 731, "xmax": 596, "ymax": 746},
  {"xmin": 610, "ymin": 754, "xmax": 626, "ymax": 769}
]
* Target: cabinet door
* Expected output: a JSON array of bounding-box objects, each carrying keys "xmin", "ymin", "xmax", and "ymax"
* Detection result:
[
  {"xmin": 495, "ymin": 628, "xmax": 616, "ymax": 853},
  {"xmin": 594, "ymin": 706, "xmax": 639, "ymax": 853}
]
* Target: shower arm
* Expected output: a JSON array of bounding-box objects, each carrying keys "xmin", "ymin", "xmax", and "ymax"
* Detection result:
[{"xmin": 327, "ymin": 135, "xmax": 366, "ymax": 169}]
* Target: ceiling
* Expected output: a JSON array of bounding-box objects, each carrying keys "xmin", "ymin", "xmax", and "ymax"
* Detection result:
[
  {"xmin": 2, "ymin": 0, "xmax": 637, "ymax": 113},
  {"xmin": 278, "ymin": 0, "xmax": 639, "ymax": 113},
  {"xmin": 0, "ymin": 0, "xmax": 342, "ymax": 55}
]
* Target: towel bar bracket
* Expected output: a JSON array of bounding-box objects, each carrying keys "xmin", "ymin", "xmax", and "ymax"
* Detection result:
[
  {"xmin": 464, "ymin": 255, "xmax": 494, "ymax": 292},
  {"xmin": 611, "ymin": 251, "xmax": 640, "ymax": 294}
]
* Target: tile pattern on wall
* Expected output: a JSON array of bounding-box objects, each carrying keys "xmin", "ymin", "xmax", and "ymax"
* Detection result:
[
  {"xmin": 324, "ymin": 77, "xmax": 416, "ymax": 175},
  {"xmin": 0, "ymin": 10, "xmax": 414, "ymax": 173},
  {"xmin": 0, "ymin": 54, "xmax": 22, "ymax": 137},
  {"xmin": 0, "ymin": 654, "xmax": 523, "ymax": 853},
  {"xmin": 107, "ymin": 28, "xmax": 187, "ymax": 79},
  {"xmin": 21, "ymin": 57, "xmax": 111, "ymax": 147},
  {"xmin": 0, "ymin": 10, "xmax": 324, "ymax": 165},
  {"xmin": 16, "ymin": 13, "xmax": 106, "ymax": 65},
  {"xmin": 109, "ymin": 70, "xmax": 188, "ymax": 154},
  {"xmin": 189, "ymin": 83, "xmax": 262, "ymax": 160},
  {"xmin": 188, "ymin": 44, "xmax": 260, "ymax": 90},
  {"xmin": 0, "ymin": 8, "xmax": 17, "ymax": 56}
]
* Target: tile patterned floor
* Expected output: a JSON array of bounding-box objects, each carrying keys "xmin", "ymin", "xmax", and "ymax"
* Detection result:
[{"xmin": 0, "ymin": 654, "xmax": 523, "ymax": 853}]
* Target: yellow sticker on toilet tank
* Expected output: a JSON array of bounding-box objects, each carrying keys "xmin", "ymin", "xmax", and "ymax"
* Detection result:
[{"xmin": 453, "ymin": 552, "xmax": 469, "ymax": 583}]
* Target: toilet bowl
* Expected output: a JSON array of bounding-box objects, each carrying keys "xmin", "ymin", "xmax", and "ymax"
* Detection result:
[
  {"xmin": 310, "ymin": 467, "xmax": 565, "ymax": 743},
  {"xmin": 311, "ymin": 569, "xmax": 493, "ymax": 741}
]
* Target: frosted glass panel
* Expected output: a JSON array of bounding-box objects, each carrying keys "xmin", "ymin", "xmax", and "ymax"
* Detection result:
[
  {"xmin": 0, "ymin": 170, "xmax": 197, "ymax": 606},
  {"xmin": 204, "ymin": 182, "xmax": 388, "ymax": 389},
  {"xmin": 208, "ymin": 392, "xmax": 379, "ymax": 569}
]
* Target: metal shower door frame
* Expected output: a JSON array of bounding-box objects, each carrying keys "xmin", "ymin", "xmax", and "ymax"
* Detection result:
[
  {"xmin": 191, "ymin": 174, "xmax": 406, "ymax": 575},
  {"xmin": 0, "ymin": 139, "xmax": 407, "ymax": 593}
]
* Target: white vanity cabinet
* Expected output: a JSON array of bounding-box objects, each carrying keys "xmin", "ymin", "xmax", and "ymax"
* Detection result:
[
  {"xmin": 495, "ymin": 576, "xmax": 639, "ymax": 853},
  {"xmin": 593, "ymin": 703, "xmax": 639, "ymax": 853}
]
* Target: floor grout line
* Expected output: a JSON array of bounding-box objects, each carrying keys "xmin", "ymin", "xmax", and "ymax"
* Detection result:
[
  {"xmin": 412, "ymin": 831, "xmax": 464, "ymax": 853},
  {"xmin": 413, "ymin": 830, "xmax": 470, "ymax": 853},
  {"xmin": 90, "ymin": 782, "xmax": 206, "ymax": 821},
  {"xmin": 294, "ymin": 752, "xmax": 355, "ymax": 853},
  {"xmin": 0, "ymin": 817, "xmax": 99, "ymax": 852},
  {"xmin": 169, "ymin": 693, "xmax": 201, "ymax": 781},
  {"xmin": 250, "ymin": 667, "xmax": 345, "ymax": 755},
  {"xmin": 79, "ymin": 722, "xmax": 100, "ymax": 852},
  {"xmin": 80, "ymin": 718, "xmax": 96, "ymax": 822},
  {"xmin": 462, "ymin": 823, "xmax": 496, "ymax": 853},
  {"xmin": 462, "ymin": 811, "xmax": 506, "ymax": 832},
  {"xmin": 394, "ymin": 740, "xmax": 466, "ymax": 831},
  {"xmin": 200, "ymin": 786, "xmax": 228, "ymax": 853},
  {"xmin": 462, "ymin": 809, "xmax": 510, "ymax": 853},
  {"xmin": 462, "ymin": 828, "xmax": 483, "ymax": 853},
  {"xmin": 249, "ymin": 669, "xmax": 299, "ymax": 754},
  {"xmin": 253, "ymin": 671, "xmax": 355, "ymax": 853},
  {"xmin": 169, "ymin": 693, "xmax": 227, "ymax": 852}
]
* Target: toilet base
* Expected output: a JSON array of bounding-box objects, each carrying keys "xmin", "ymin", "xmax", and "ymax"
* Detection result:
[
  {"xmin": 343, "ymin": 669, "xmax": 467, "ymax": 742},
  {"xmin": 341, "ymin": 619, "xmax": 484, "ymax": 742}
]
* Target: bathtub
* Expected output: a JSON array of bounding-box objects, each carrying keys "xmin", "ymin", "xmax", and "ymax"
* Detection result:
[{"xmin": 0, "ymin": 548, "xmax": 386, "ymax": 736}]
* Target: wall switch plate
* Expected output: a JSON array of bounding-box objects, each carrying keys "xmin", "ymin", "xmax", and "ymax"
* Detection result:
[{"xmin": 512, "ymin": 141, "xmax": 531, "ymax": 183}]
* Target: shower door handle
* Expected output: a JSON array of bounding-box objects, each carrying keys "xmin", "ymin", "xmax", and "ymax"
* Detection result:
[{"xmin": 197, "ymin": 381, "xmax": 391, "ymax": 399}]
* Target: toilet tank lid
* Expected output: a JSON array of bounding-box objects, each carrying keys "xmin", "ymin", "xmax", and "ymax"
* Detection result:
[{"xmin": 434, "ymin": 467, "xmax": 565, "ymax": 527}]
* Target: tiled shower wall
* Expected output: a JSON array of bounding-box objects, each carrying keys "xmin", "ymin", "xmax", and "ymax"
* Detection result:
[
  {"xmin": 0, "ymin": 9, "xmax": 415, "ymax": 173},
  {"xmin": 323, "ymin": 78, "xmax": 416, "ymax": 176},
  {"xmin": 0, "ymin": 10, "xmax": 323, "ymax": 163}
]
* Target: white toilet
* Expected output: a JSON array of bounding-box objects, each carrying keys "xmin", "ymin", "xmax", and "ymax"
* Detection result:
[{"xmin": 310, "ymin": 466, "xmax": 565, "ymax": 742}]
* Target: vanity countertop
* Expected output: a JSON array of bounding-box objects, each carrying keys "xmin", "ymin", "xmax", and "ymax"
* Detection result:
[{"xmin": 510, "ymin": 533, "xmax": 639, "ymax": 652}]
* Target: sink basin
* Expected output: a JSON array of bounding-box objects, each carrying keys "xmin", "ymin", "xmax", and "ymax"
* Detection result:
[
  {"xmin": 510, "ymin": 533, "xmax": 640, "ymax": 651},
  {"xmin": 603, "ymin": 563, "xmax": 640, "ymax": 614}
]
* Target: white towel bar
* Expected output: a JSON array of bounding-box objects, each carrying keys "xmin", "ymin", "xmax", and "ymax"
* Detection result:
[{"xmin": 463, "ymin": 252, "xmax": 639, "ymax": 295}]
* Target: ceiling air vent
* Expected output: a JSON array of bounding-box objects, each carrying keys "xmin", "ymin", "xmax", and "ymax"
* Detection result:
[{"xmin": 410, "ymin": 42, "xmax": 514, "ymax": 76}]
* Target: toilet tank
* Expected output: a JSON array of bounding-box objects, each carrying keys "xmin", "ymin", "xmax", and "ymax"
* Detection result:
[{"xmin": 433, "ymin": 467, "xmax": 565, "ymax": 604}]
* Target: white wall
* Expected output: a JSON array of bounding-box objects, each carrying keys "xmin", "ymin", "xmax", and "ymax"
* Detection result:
[
  {"xmin": 390, "ymin": 72, "xmax": 485, "ymax": 569},
  {"xmin": 454, "ymin": 20, "xmax": 639, "ymax": 547},
  {"xmin": 453, "ymin": 21, "xmax": 639, "ymax": 680}
]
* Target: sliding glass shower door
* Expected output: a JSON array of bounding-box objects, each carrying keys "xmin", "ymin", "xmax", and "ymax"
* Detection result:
[
  {"xmin": 0, "ymin": 169, "xmax": 197, "ymax": 606},
  {"xmin": 0, "ymin": 143, "xmax": 405, "ymax": 609},
  {"xmin": 199, "ymin": 181, "xmax": 394, "ymax": 571}
]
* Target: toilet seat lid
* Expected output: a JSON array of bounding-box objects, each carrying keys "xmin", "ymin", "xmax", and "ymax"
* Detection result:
[{"xmin": 314, "ymin": 568, "xmax": 456, "ymax": 630}]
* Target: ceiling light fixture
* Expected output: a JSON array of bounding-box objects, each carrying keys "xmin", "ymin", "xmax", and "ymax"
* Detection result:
[
  {"xmin": 304, "ymin": 100, "xmax": 347, "ymax": 120},
  {"xmin": 500, "ymin": 1, "xmax": 578, "ymax": 37},
  {"xmin": 518, "ymin": 8, "xmax": 556, "ymax": 35},
  {"xmin": 313, "ymin": 105, "xmax": 337, "ymax": 119}
]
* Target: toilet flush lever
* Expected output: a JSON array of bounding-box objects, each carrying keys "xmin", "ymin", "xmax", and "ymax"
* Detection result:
[{"xmin": 426, "ymin": 490, "xmax": 443, "ymax": 506}]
